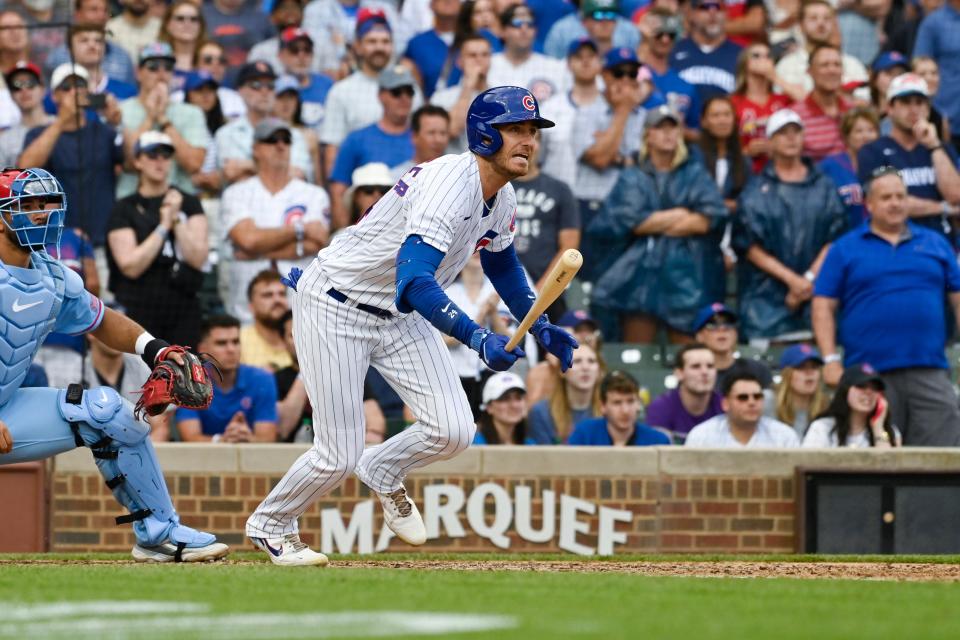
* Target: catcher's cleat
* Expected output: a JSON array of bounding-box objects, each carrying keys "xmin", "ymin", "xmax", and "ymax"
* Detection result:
[
  {"xmin": 132, "ymin": 524, "xmax": 229, "ymax": 563},
  {"xmin": 250, "ymin": 534, "xmax": 329, "ymax": 567},
  {"xmin": 376, "ymin": 485, "xmax": 427, "ymax": 546}
]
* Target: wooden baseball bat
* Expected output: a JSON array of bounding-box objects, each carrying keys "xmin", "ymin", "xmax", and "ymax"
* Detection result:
[{"xmin": 505, "ymin": 249, "xmax": 583, "ymax": 351}]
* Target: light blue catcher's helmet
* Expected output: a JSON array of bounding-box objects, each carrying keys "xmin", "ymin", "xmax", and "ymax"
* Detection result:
[{"xmin": 0, "ymin": 167, "xmax": 66, "ymax": 253}]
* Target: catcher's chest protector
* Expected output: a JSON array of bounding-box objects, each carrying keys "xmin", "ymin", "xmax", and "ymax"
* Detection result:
[{"xmin": 0, "ymin": 254, "xmax": 65, "ymax": 407}]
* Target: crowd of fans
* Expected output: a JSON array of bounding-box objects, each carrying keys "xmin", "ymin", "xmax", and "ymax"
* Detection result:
[{"xmin": 3, "ymin": 0, "xmax": 960, "ymax": 448}]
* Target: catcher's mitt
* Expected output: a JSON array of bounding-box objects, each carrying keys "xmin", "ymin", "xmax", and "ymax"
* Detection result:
[{"xmin": 135, "ymin": 346, "xmax": 215, "ymax": 419}]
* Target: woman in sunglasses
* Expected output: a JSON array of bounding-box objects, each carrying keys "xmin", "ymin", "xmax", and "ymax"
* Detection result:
[
  {"xmin": 159, "ymin": 0, "xmax": 208, "ymax": 84},
  {"xmin": 272, "ymin": 75, "xmax": 321, "ymax": 186},
  {"xmin": 802, "ymin": 364, "xmax": 900, "ymax": 448}
]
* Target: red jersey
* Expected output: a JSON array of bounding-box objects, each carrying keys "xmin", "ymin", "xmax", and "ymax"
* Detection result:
[{"xmin": 731, "ymin": 93, "xmax": 792, "ymax": 173}]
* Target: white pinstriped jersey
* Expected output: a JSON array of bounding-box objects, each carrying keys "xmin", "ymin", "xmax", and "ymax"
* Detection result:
[{"xmin": 316, "ymin": 152, "xmax": 517, "ymax": 312}]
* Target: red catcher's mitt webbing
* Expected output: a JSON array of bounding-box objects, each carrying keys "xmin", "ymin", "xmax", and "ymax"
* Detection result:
[{"xmin": 135, "ymin": 346, "xmax": 214, "ymax": 419}]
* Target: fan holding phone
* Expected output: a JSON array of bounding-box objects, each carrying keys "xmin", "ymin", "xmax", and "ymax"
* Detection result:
[{"xmin": 801, "ymin": 364, "xmax": 901, "ymax": 448}]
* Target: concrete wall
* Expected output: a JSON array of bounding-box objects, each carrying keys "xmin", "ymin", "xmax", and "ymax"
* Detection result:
[{"xmin": 50, "ymin": 445, "xmax": 960, "ymax": 555}]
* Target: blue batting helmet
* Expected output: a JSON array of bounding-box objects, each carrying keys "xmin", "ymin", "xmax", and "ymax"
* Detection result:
[
  {"xmin": 466, "ymin": 86, "xmax": 555, "ymax": 157},
  {"xmin": 0, "ymin": 168, "xmax": 66, "ymax": 253}
]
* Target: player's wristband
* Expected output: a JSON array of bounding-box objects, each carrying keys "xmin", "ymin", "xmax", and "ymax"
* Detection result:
[{"xmin": 141, "ymin": 337, "xmax": 171, "ymax": 367}]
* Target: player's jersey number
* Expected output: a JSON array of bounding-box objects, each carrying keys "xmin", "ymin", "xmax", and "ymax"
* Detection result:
[{"xmin": 392, "ymin": 165, "xmax": 422, "ymax": 198}]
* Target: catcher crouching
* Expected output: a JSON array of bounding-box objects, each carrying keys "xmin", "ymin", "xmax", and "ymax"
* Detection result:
[{"xmin": 0, "ymin": 167, "xmax": 227, "ymax": 563}]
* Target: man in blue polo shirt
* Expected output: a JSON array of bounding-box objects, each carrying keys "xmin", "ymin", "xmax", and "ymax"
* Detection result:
[
  {"xmin": 812, "ymin": 167, "xmax": 960, "ymax": 445},
  {"xmin": 568, "ymin": 371, "xmax": 671, "ymax": 446},
  {"xmin": 669, "ymin": 0, "xmax": 741, "ymax": 103},
  {"xmin": 857, "ymin": 73, "xmax": 960, "ymax": 243},
  {"xmin": 176, "ymin": 315, "xmax": 279, "ymax": 443}
]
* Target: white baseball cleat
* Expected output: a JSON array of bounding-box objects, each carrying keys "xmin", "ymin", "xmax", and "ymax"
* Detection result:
[
  {"xmin": 377, "ymin": 485, "xmax": 427, "ymax": 546},
  {"xmin": 250, "ymin": 534, "xmax": 329, "ymax": 567},
  {"xmin": 132, "ymin": 541, "xmax": 230, "ymax": 563}
]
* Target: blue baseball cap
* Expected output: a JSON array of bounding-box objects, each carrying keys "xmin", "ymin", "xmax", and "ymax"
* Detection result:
[
  {"xmin": 183, "ymin": 70, "xmax": 218, "ymax": 93},
  {"xmin": 603, "ymin": 46, "xmax": 639, "ymax": 70},
  {"xmin": 872, "ymin": 51, "xmax": 908, "ymax": 73},
  {"xmin": 138, "ymin": 42, "xmax": 175, "ymax": 66},
  {"xmin": 567, "ymin": 37, "xmax": 598, "ymax": 58},
  {"xmin": 693, "ymin": 302, "xmax": 738, "ymax": 332},
  {"xmin": 558, "ymin": 309, "xmax": 598, "ymax": 330},
  {"xmin": 779, "ymin": 344, "xmax": 824, "ymax": 369},
  {"xmin": 275, "ymin": 74, "xmax": 300, "ymax": 95}
]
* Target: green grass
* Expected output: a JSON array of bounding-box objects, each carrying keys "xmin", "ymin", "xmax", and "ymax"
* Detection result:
[{"xmin": 2, "ymin": 555, "xmax": 960, "ymax": 639}]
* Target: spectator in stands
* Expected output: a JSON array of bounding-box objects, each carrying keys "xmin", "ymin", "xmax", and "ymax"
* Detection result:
[
  {"xmin": 724, "ymin": 0, "xmax": 767, "ymax": 46},
  {"xmin": 202, "ymin": 0, "xmax": 275, "ymax": 67},
  {"xmin": 669, "ymin": 0, "xmax": 742, "ymax": 102},
  {"xmin": 118, "ymin": 42, "xmax": 209, "ymax": 199},
  {"xmin": 177, "ymin": 314, "xmax": 279, "ymax": 443},
  {"xmin": 731, "ymin": 42, "xmax": 802, "ymax": 173},
  {"xmin": 803, "ymin": 363, "xmax": 900, "ymax": 447},
  {"xmin": 569, "ymin": 371, "xmax": 671, "ymax": 446},
  {"xmin": 790, "ymin": 45, "xmax": 853, "ymax": 162},
  {"xmin": 223, "ymin": 118, "xmax": 330, "ymax": 322},
  {"xmin": 216, "ymin": 61, "xmax": 314, "ymax": 184},
  {"xmin": 275, "ymin": 27, "xmax": 333, "ymax": 132},
  {"xmin": 590, "ymin": 105, "xmax": 727, "ymax": 341},
  {"xmin": 19, "ymin": 63, "xmax": 123, "ymax": 247},
  {"xmin": 510, "ymin": 141, "xmax": 581, "ymax": 317},
  {"xmin": 0, "ymin": 63, "xmax": 51, "ymax": 169},
  {"xmin": 774, "ymin": 343, "xmax": 827, "ymax": 440},
  {"xmin": 526, "ymin": 309, "xmax": 604, "ymax": 405},
  {"xmin": 273, "ymin": 309, "xmax": 309, "ymax": 442},
  {"xmin": 430, "ymin": 32, "xmax": 493, "ymax": 154},
  {"xmin": 302, "ymin": 0, "xmax": 403, "ymax": 58},
  {"xmin": 911, "ymin": 56, "xmax": 951, "ymax": 143},
  {"xmin": 819, "ymin": 106, "xmax": 879, "ymax": 227},
  {"xmin": 646, "ymin": 343, "xmax": 724, "ymax": 442},
  {"xmin": 488, "ymin": 4, "xmax": 569, "ymax": 103},
  {"xmin": 273, "ymin": 75, "xmax": 322, "ymax": 185},
  {"xmin": 159, "ymin": 0, "xmax": 207, "ymax": 83},
  {"xmin": 813, "ymin": 167, "xmax": 960, "ymax": 445},
  {"xmin": 320, "ymin": 10, "xmax": 402, "ymax": 181},
  {"xmin": 343, "ymin": 162, "xmax": 393, "ymax": 227},
  {"xmin": 639, "ymin": 11, "xmax": 701, "ymax": 135},
  {"xmin": 538, "ymin": 37, "xmax": 601, "ymax": 186},
  {"xmin": 838, "ymin": 0, "xmax": 890, "ymax": 66},
  {"xmin": 686, "ymin": 370, "xmax": 799, "ymax": 446},
  {"xmin": 45, "ymin": 0, "xmax": 136, "ymax": 86},
  {"xmin": 544, "ymin": 0, "xmax": 640, "ymax": 59},
  {"xmin": 698, "ymin": 96, "xmax": 751, "ymax": 208},
  {"xmin": 193, "ymin": 41, "xmax": 246, "ymax": 119},
  {"xmin": 869, "ymin": 51, "xmax": 908, "ymax": 119},
  {"xmin": 775, "ymin": 0, "xmax": 868, "ymax": 96},
  {"xmin": 182, "ymin": 71, "xmax": 227, "ymax": 193},
  {"xmin": 692, "ymin": 302, "xmax": 774, "ymax": 390},
  {"xmin": 474, "ymin": 372, "xmax": 534, "ymax": 445},
  {"xmin": 6, "ymin": 1, "xmax": 69, "ymax": 70},
  {"xmin": 402, "ymin": 0, "xmax": 462, "ymax": 98},
  {"xmin": 241, "ymin": 270, "xmax": 293, "ymax": 372},
  {"xmin": 107, "ymin": 0, "xmax": 162, "ymax": 63},
  {"xmin": 250, "ymin": 0, "xmax": 341, "ymax": 79},
  {"xmin": 528, "ymin": 342, "xmax": 602, "ymax": 444},
  {"xmin": 887, "ymin": 0, "xmax": 941, "ymax": 60},
  {"xmin": 573, "ymin": 46, "xmax": 655, "ymax": 280},
  {"xmin": 329, "ymin": 66, "xmax": 415, "ymax": 225},
  {"xmin": 0, "ymin": 11, "xmax": 30, "ymax": 75},
  {"xmin": 58, "ymin": 24, "xmax": 137, "ymax": 110},
  {"xmin": 392, "ymin": 104, "xmax": 450, "ymax": 179},
  {"xmin": 85, "ymin": 329, "xmax": 169, "ymax": 443},
  {"xmin": 446, "ymin": 251, "xmax": 506, "ymax": 418},
  {"xmin": 734, "ymin": 109, "xmax": 847, "ymax": 341},
  {"xmin": 858, "ymin": 74, "xmax": 960, "ymax": 241},
  {"xmin": 452, "ymin": 0, "xmax": 502, "ymax": 51},
  {"xmin": 107, "ymin": 131, "xmax": 209, "ymax": 348}
]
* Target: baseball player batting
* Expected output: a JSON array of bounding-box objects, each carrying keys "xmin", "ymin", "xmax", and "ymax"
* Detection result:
[
  {"xmin": 0, "ymin": 168, "xmax": 228, "ymax": 562},
  {"xmin": 247, "ymin": 86, "xmax": 578, "ymax": 566}
]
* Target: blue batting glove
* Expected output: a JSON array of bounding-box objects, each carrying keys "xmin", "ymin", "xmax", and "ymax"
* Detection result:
[
  {"xmin": 469, "ymin": 328, "xmax": 526, "ymax": 372},
  {"xmin": 280, "ymin": 267, "xmax": 303, "ymax": 291},
  {"xmin": 531, "ymin": 316, "xmax": 579, "ymax": 372}
]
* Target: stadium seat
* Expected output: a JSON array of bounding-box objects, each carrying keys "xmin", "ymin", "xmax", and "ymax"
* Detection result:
[{"xmin": 601, "ymin": 343, "xmax": 672, "ymax": 400}]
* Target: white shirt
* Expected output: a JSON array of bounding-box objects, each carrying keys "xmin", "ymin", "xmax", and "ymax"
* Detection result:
[
  {"xmin": 222, "ymin": 176, "xmax": 331, "ymax": 322},
  {"xmin": 539, "ymin": 90, "xmax": 589, "ymax": 187},
  {"xmin": 685, "ymin": 414, "xmax": 801, "ymax": 448},
  {"xmin": 445, "ymin": 278, "xmax": 497, "ymax": 378},
  {"xmin": 316, "ymin": 152, "xmax": 517, "ymax": 312},
  {"xmin": 775, "ymin": 49, "xmax": 869, "ymax": 100},
  {"xmin": 801, "ymin": 417, "xmax": 901, "ymax": 448},
  {"xmin": 487, "ymin": 53, "xmax": 571, "ymax": 104}
]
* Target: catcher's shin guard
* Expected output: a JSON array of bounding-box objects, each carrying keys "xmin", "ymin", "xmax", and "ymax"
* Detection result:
[{"xmin": 58, "ymin": 385, "xmax": 177, "ymax": 542}]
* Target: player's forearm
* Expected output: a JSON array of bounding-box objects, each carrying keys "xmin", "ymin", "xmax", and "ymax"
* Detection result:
[{"xmin": 90, "ymin": 307, "xmax": 147, "ymax": 354}]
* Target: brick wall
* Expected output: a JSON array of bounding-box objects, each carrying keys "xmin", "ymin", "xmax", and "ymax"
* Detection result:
[{"xmin": 49, "ymin": 446, "xmax": 960, "ymax": 555}]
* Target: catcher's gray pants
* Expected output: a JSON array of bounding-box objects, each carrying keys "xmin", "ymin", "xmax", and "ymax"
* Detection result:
[
  {"xmin": 881, "ymin": 368, "xmax": 960, "ymax": 446},
  {"xmin": 245, "ymin": 263, "xmax": 475, "ymax": 538}
]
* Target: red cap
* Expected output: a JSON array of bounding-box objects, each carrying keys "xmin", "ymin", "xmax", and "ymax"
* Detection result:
[
  {"xmin": 357, "ymin": 8, "xmax": 387, "ymax": 24},
  {"xmin": 280, "ymin": 26, "xmax": 313, "ymax": 47},
  {"xmin": 4, "ymin": 60, "xmax": 42, "ymax": 84}
]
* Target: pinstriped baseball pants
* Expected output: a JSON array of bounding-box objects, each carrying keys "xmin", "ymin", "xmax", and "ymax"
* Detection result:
[{"xmin": 246, "ymin": 261, "xmax": 475, "ymax": 538}]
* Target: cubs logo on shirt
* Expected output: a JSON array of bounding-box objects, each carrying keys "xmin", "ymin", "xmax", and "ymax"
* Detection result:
[
  {"xmin": 475, "ymin": 229, "xmax": 500, "ymax": 251},
  {"xmin": 283, "ymin": 204, "xmax": 307, "ymax": 226}
]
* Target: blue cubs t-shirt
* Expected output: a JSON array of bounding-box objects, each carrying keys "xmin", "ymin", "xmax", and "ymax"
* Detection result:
[
  {"xmin": 176, "ymin": 364, "xmax": 278, "ymax": 436},
  {"xmin": 819, "ymin": 151, "xmax": 866, "ymax": 227},
  {"xmin": 330, "ymin": 123, "xmax": 414, "ymax": 184},
  {"xmin": 568, "ymin": 417, "xmax": 671, "ymax": 446},
  {"xmin": 404, "ymin": 29, "xmax": 461, "ymax": 98},
  {"xmin": 669, "ymin": 37, "xmax": 741, "ymax": 103},
  {"xmin": 299, "ymin": 73, "xmax": 334, "ymax": 130},
  {"xmin": 651, "ymin": 67, "xmax": 701, "ymax": 130}
]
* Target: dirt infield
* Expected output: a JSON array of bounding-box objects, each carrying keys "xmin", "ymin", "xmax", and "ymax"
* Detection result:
[{"xmin": 3, "ymin": 557, "xmax": 958, "ymax": 581}]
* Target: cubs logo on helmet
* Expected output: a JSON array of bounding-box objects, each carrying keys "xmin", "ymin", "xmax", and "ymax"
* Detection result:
[
  {"xmin": 521, "ymin": 95, "xmax": 536, "ymax": 111},
  {"xmin": 466, "ymin": 86, "xmax": 556, "ymax": 157}
]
